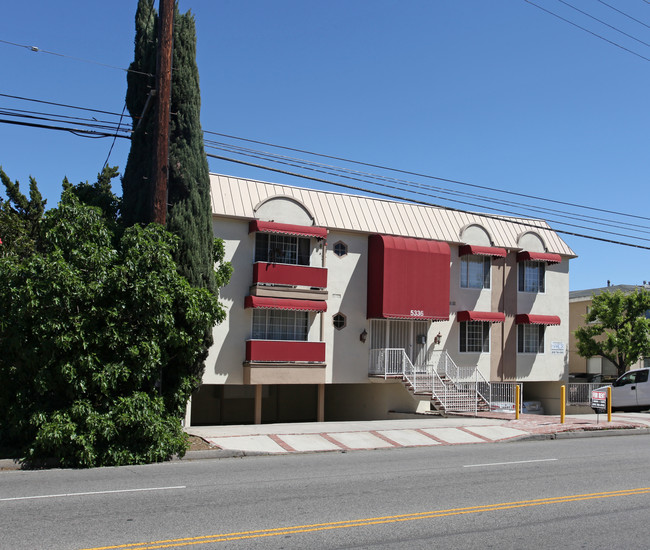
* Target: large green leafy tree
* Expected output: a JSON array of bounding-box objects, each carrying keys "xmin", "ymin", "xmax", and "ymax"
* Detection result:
[
  {"xmin": 122, "ymin": 0, "xmax": 215, "ymax": 294},
  {"xmin": 0, "ymin": 169, "xmax": 229, "ymax": 467},
  {"xmin": 575, "ymin": 289, "xmax": 650, "ymax": 378}
]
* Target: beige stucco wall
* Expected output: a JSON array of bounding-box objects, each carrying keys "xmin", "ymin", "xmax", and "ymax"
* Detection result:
[
  {"xmin": 325, "ymin": 382, "xmax": 429, "ymax": 420},
  {"xmin": 205, "ymin": 216, "xmax": 326, "ymax": 385},
  {"xmin": 200, "ymin": 212, "xmax": 570, "ymax": 424},
  {"xmin": 325, "ymin": 230, "xmax": 371, "ymax": 383},
  {"xmin": 447, "ymin": 245, "xmax": 494, "ymax": 380},
  {"xmin": 569, "ymin": 297, "xmax": 590, "ymax": 375},
  {"xmin": 515, "ymin": 259, "xmax": 570, "ymax": 382}
]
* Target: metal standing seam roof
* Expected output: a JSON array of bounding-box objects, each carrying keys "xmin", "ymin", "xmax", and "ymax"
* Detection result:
[{"xmin": 210, "ymin": 174, "xmax": 577, "ymax": 257}]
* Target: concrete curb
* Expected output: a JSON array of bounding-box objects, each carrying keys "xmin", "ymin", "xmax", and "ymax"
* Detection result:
[{"xmin": 513, "ymin": 426, "xmax": 650, "ymax": 442}]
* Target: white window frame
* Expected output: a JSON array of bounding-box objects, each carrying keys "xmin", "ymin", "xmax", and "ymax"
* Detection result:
[
  {"xmin": 518, "ymin": 260, "xmax": 545, "ymax": 293},
  {"xmin": 460, "ymin": 255, "xmax": 491, "ymax": 289},
  {"xmin": 459, "ymin": 321, "xmax": 490, "ymax": 353},
  {"xmin": 252, "ymin": 309, "xmax": 309, "ymax": 341},
  {"xmin": 517, "ymin": 324, "xmax": 545, "ymax": 354}
]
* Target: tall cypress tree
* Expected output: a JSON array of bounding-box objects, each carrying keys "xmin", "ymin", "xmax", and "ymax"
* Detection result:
[
  {"xmin": 122, "ymin": 0, "xmax": 156, "ymax": 227},
  {"xmin": 122, "ymin": 0, "xmax": 216, "ymax": 294}
]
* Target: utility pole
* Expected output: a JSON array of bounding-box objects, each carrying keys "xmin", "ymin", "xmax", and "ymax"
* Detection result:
[{"xmin": 151, "ymin": 0, "xmax": 174, "ymax": 225}]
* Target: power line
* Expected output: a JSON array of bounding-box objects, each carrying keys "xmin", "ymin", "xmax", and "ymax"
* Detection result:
[
  {"xmin": 555, "ymin": 0, "xmax": 650, "ymax": 49},
  {"xmin": 0, "ymin": 93, "xmax": 125, "ymax": 118},
  {"xmin": 0, "ymin": 38, "xmax": 153, "ymax": 77},
  {"xmin": 204, "ymin": 144, "xmax": 650, "ymax": 244},
  {"xmin": 0, "ymin": 118, "xmax": 129, "ymax": 139},
  {"xmin": 204, "ymin": 130, "xmax": 650, "ymax": 223},
  {"xmin": 4, "ymin": 95, "xmax": 650, "ymax": 246},
  {"xmin": 596, "ymin": 0, "xmax": 650, "ymax": 31},
  {"xmin": 103, "ymin": 102, "xmax": 128, "ymax": 168},
  {"xmin": 524, "ymin": 0, "xmax": 650, "ymax": 62},
  {"xmin": 204, "ymin": 139, "xmax": 650, "ymax": 237},
  {"xmin": 207, "ymin": 153, "xmax": 650, "ymax": 252}
]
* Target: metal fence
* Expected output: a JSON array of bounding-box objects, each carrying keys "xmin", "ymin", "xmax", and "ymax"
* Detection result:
[{"xmin": 566, "ymin": 383, "xmax": 611, "ymax": 405}]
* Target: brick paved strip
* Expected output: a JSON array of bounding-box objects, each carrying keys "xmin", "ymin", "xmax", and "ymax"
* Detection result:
[
  {"xmin": 421, "ymin": 427, "xmax": 485, "ymax": 444},
  {"xmin": 464, "ymin": 426, "xmax": 529, "ymax": 441},
  {"xmin": 205, "ymin": 435, "xmax": 287, "ymax": 453},
  {"xmin": 268, "ymin": 434, "xmax": 297, "ymax": 452},
  {"xmin": 377, "ymin": 429, "xmax": 441, "ymax": 447},
  {"xmin": 278, "ymin": 434, "xmax": 342, "ymax": 452},
  {"xmin": 326, "ymin": 431, "xmax": 395, "ymax": 450}
]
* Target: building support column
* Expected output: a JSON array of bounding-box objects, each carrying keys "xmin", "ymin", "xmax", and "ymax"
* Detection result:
[
  {"xmin": 254, "ymin": 384, "xmax": 263, "ymax": 424},
  {"xmin": 317, "ymin": 383, "xmax": 325, "ymax": 422}
]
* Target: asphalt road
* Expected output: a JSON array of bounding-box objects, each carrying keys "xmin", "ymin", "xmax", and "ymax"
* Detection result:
[{"xmin": 1, "ymin": 435, "xmax": 649, "ymax": 549}]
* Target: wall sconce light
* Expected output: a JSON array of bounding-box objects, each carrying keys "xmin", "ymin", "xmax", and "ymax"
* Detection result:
[
  {"xmin": 360, "ymin": 329, "xmax": 368, "ymax": 343},
  {"xmin": 433, "ymin": 332, "xmax": 442, "ymax": 346}
]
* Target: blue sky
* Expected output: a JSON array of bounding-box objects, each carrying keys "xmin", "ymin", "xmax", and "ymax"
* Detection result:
[{"xmin": 2, "ymin": 0, "xmax": 650, "ymax": 291}]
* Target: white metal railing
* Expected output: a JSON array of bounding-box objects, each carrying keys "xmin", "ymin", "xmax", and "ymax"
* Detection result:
[
  {"xmin": 489, "ymin": 382, "xmax": 519, "ymax": 405},
  {"xmin": 566, "ymin": 383, "xmax": 612, "ymax": 406},
  {"xmin": 369, "ymin": 348, "xmax": 407, "ymax": 378},
  {"xmin": 369, "ymin": 348, "xmax": 496, "ymax": 413}
]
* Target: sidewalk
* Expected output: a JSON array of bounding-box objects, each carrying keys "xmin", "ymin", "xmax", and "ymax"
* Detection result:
[
  {"xmin": 2, "ymin": 413, "xmax": 648, "ymax": 470},
  {"xmin": 183, "ymin": 411, "xmax": 650, "ymax": 458}
]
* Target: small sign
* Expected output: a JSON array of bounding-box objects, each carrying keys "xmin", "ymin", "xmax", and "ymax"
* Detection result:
[
  {"xmin": 591, "ymin": 389, "xmax": 607, "ymax": 411},
  {"xmin": 551, "ymin": 341, "xmax": 565, "ymax": 354}
]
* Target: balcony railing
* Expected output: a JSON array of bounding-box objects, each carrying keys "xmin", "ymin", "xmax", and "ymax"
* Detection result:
[
  {"xmin": 246, "ymin": 340, "xmax": 326, "ymax": 363},
  {"xmin": 253, "ymin": 262, "xmax": 327, "ymax": 289}
]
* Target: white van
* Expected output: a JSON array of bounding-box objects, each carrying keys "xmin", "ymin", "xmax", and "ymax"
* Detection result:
[{"xmin": 592, "ymin": 367, "xmax": 650, "ymax": 413}]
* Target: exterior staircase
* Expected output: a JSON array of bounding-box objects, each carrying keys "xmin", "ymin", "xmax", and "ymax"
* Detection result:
[{"xmin": 370, "ymin": 348, "xmax": 494, "ymax": 414}]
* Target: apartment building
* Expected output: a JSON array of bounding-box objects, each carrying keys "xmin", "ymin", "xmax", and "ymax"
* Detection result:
[{"xmin": 187, "ymin": 174, "xmax": 576, "ymax": 425}]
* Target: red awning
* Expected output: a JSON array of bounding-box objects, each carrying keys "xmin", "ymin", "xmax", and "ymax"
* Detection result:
[
  {"xmin": 367, "ymin": 235, "xmax": 450, "ymax": 321},
  {"xmin": 245, "ymin": 295, "xmax": 327, "ymax": 312},
  {"xmin": 249, "ymin": 220, "xmax": 327, "ymax": 239},
  {"xmin": 516, "ymin": 251, "xmax": 561, "ymax": 264},
  {"xmin": 515, "ymin": 314, "xmax": 561, "ymax": 325},
  {"xmin": 457, "ymin": 311, "xmax": 506, "ymax": 323},
  {"xmin": 459, "ymin": 245, "xmax": 507, "ymax": 258}
]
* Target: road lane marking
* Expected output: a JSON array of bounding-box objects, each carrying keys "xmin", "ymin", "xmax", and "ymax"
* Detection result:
[
  {"xmin": 463, "ymin": 458, "xmax": 559, "ymax": 468},
  {"xmin": 81, "ymin": 487, "xmax": 650, "ymax": 550},
  {"xmin": 0, "ymin": 485, "xmax": 186, "ymax": 502}
]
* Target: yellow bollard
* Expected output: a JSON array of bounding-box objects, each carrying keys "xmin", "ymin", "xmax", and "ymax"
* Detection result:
[
  {"xmin": 607, "ymin": 386, "xmax": 612, "ymax": 422},
  {"xmin": 560, "ymin": 385, "xmax": 566, "ymax": 424},
  {"xmin": 515, "ymin": 384, "xmax": 520, "ymax": 420}
]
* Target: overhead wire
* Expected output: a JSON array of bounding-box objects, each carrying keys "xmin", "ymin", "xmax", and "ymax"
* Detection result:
[
  {"xmin": 555, "ymin": 0, "xmax": 650, "ymax": 48},
  {"xmin": 0, "ymin": 38, "xmax": 153, "ymax": 77},
  {"xmin": 596, "ymin": 0, "xmax": 650, "ymax": 31},
  {"xmin": 3, "ymin": 92, "xmax": 650, "ymax": 249},
  {"xmin": 523, "ymin": 0, "xmax": 650, "ymax": 62},
  {"xmin": 103, "ymin": 102, "xmax": 128, "ymax": 168},
  {"xmin": 204, "ymin": 130, "xmax": 650, "ymax": 223},
  {"xmin": 203, "ymin": 138, "xmax": 650, "ymax": 236},
  {"xmin": 207, "ymin": 153, "xmax": 650, "ymax": 252},
  {"xmin": 203, "ymin": 143, "xmax": 650, "ymax": 244}
]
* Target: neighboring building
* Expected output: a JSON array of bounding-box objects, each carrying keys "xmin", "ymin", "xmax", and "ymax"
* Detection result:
[
  {"xmin": 187, "ymin": 174, "xmax": 576, "ymax": 425},
  {"xmin": 569, "ymin": 283, "xmax": 650, "ymax": 381}
]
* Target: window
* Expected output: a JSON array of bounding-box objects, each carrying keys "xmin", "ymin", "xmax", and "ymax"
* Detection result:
[
  {"xmin": 460, "ymin": 256, "xmax": 491, "ymax": 289},
  {"xmin": 333, "ymin": 241, "xmax": 348, "ymax": 257},
  {"xmin": 255, "ymin": 233, "xmax": 310, "ymax": 265},
  {"xmin": 460, "ymin": 321, "xmax": 490, "ymax": 352},
  {"xmin": 333, "ymin": 312, "xmax": 347, "ymax": 330},
  {"xmin": 518, "ymin": 261, "xmax": 545, "ymax": 293},
  {"xmin": 252, "ymin": 309, "xmax": 308, "ymax": 341},
  {"xmin": 517, "ymin": 324, "xmax": 545, "ymax": 353}
]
